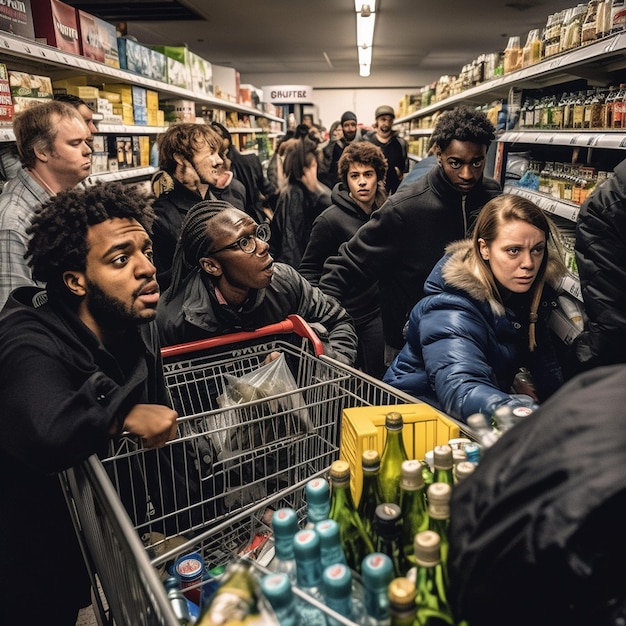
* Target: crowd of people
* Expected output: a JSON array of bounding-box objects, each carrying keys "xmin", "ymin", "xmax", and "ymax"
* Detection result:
[{"xmin": 0, "ymin": 98, "xmax": 623, "ymax": 623}]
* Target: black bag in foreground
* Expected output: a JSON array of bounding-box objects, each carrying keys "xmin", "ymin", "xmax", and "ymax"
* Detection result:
[{"xmin": 448, "ymin": 364, "xmax": 626, "ymax": 626}]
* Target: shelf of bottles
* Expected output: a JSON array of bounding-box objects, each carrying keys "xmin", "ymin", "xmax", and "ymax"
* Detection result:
[{"xmin": 395, "ymin": 31, "xmax": 626, "ymax": 126}]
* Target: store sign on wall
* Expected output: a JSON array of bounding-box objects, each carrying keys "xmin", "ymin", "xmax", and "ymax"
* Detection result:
[{"xmin": 261, "ymin": 84, "xmax": 313, "ymax": 103}]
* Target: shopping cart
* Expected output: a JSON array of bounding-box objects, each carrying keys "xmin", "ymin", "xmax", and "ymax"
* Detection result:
[{"xmin": 62, "ymin": 315, "xmax": 425, "ymax": 626}]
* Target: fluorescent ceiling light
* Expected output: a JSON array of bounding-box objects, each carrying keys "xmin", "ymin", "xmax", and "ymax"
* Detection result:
[
  {"xmin": 354, "ymin": 0, "xmax": 376, "ymax": 12},
  {"xmin": 357, "ymin": 12, "xmax": 376, "ymax": 47},
  {"xmin": 358, "ymin": 45, "xmax": 372, "ymax": 66}
]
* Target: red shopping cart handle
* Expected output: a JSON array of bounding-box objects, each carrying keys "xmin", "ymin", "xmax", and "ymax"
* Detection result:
[{"xmin": 160, "ymin": 314, "xmax": 325, "ymax": 358}]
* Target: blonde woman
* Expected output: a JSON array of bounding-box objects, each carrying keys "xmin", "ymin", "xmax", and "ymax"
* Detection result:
[{"xmin": 384, "ymin": 194, "xmax": 568, "ymax": 423}]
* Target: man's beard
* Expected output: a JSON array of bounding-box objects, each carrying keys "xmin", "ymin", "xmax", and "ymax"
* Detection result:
[{"xmin": 86, "ymin": 278, "xmax": 153, "ymax": 331}]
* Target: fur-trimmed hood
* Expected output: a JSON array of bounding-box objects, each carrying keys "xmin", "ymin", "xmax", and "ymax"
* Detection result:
[{"xmin": 439, "ymin": 239, "xmax": 566, "ymax": 317}]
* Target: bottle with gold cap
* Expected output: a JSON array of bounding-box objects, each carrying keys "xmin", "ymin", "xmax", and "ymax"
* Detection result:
[
  {"xmin": 399, "ymin": 459, "xmax": 430, "ymax": 573},
  {"xmin": 426, "ymin": 482, "xmax": 452, "ymax": 587},
  {"xmin": 378, "ymin": 411, "xmax": 409, "ymax": 505},
  {"xmin": 388, "ymin": 577, "xmax": 418, "ymax": 626},
  {"xmin": 412, "ymin": 530, "xmax": 454, "ymax": 626},
  {"xmin": 328, "ymin": 459, "xmax": 375, "ymax": 574},
  {"xmin": 357, "ymin": 449, "xmax": 384, "ymax": 545}
]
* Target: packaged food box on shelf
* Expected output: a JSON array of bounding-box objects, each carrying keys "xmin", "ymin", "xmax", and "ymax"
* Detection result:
[
  {"xmin": 9, "ymin": 71, "xmax": 53, "ymax": 114},
  {"xmin": 117, "ymin": 37, "xmax": 167, "ymax": 83},
  {"xmin": 0, "ymin": 0, "xmax": 34, "ymax": 39},
  {"xmin": 32, "ymin": 0, "xmax": 80, "ymax": 55},
  {"xmin": 150, "ymin": 45, "xmax": 212, "ymax": 95},
  {"xmin": 77, "ymin": 10, "xmax": 120, "ymax": 68},
  {"xmin": 161, "ymin": 99, "xmax": 195, "ymax": 123},
  {"xmin": 0, "ymin": 63, "xmax": 13, "ymax": 124},
  {"xmin": 340, "ymin": 403, "xmax": 460, "ymax": 503}
]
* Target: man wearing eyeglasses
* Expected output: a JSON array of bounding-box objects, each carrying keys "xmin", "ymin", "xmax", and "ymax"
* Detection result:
[{"xmin": 156, "ymin": 200, "xmax": 358, "ymax": 365}]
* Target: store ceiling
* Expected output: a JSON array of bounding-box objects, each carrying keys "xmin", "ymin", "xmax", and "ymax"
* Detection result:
[{"xmin": 66, "ymin": 0, "xmax": 578, "ymax": 88}]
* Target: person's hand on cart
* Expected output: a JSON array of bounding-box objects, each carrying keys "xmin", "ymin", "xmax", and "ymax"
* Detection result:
[
  {"xmin": 113, "ymin": 403, "xmax": 179, "ymax": 448},
  {"xmin": 264, "ymin": 350, "xmax": 282, "ymax": 364}
]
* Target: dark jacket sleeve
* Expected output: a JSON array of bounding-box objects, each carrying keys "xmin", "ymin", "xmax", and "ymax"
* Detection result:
[
  {"xmin": 319, "ymin": 195, "xmax": 402, "ymax": 300},
  {"xmin": 389, "ymin": 293, "xmax": 514, "ymax": 421},
  {"xmin": 574, "ymin": 161, "xmax": 626, "ymax": 367},
  {"xmin": 283, "ymin": 266, "xmax": 357, "ymax": 365},
  {"xmin": 0, "ymin": 323, "xmax": 126, "ymax": 472},
  {"xmin": 299, "ymin": 212, "xmax": 339, "ymax": 287}
]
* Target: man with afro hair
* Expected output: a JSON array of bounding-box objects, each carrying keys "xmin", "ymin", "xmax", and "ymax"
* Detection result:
[
  {"xmin": 0, "ymin": 181, "xmax": 178, "ymax": 623},
  {"xmin": 320, "ymin": 105, "xmax": 501, "ymax": 365}
]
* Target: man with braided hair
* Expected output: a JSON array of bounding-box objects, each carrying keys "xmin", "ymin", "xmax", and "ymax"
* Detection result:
[
  {"xmin": 319, "ymin": 105, "xmax": 501, "ymax": 365},
  {"xmin": 157, "ymin": 199, "xmax": 357, "ymax": 365},
  {"xmin": 0, "ymin": 182, "xmax": 178, "ymax": 624}
]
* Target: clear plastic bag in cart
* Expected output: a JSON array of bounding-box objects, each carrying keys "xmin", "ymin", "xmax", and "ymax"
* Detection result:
[{"xmin": 215, "ymin": 353, "xmax": 314, "ymax": 509}]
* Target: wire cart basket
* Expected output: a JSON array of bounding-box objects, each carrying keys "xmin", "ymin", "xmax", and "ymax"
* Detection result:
[{"xmin": 62, "ymin": 315, "xmax": 423, "ymax": 625}]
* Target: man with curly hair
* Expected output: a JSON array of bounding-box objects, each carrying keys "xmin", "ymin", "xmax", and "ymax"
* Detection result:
[
  {"xmin": 319, "ymin": 105, "xmax": 502, "ymax": 364},
  {"xmin": 300, "ymin": 141, "xmax": 389, "ymax": 378},
  {"xmin": 0, "ymin": 182, "xmax": 178, "ymax": 624},
  {"xmin": 0, "ymin": 100, "xmax": 93, "ymax": 308}
]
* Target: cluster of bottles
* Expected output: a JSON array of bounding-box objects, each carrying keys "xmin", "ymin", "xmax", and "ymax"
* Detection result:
[
  {"xmin": 164, "ymin": 411, "xmax": 488, "ymax": 625},
  {"xmin": 517, "ymin": 159, "xmax": 611, "ymax": 207},
  {"xmin": 269, "ymin": 410, "xmax": 481, "ymax": 626},
  {"xmin": 519, "ymin": 84, "xmax": 626, "ymax": 132}
]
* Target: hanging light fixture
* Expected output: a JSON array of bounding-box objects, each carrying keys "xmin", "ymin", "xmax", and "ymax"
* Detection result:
[{"xmin": 354, "ymin": 1, "xmax": 376, "ymax": 76}]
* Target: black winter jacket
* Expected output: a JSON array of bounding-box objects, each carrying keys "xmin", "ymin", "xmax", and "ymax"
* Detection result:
[
  {"xmin": 0, "ymin": 286, "xmax": 168, "ymax": 617},
  {"xmin": 449, "ymin": 364, "xmax": 626, "ymax": 626},
  {"xmin": 157, "ymin": 263, "xmax": 357, "ymax": 365},
  {"xmin": 319, "ymin": 164, "xmax": 501, "ymax": 348},
  {"xmin": 270, "ymin": 180, "xmax": 332, "ymax": 268},
  {"xmin": 575, "ymin": 157, "xmax": 626, "ymax": 367},
  {"xmin": 300, "ymin": 182, "xmax": 381, "ymax": 326},
  {"xmin": 151, "ymin": 180, "xmax": 215, "ymax": 290}
]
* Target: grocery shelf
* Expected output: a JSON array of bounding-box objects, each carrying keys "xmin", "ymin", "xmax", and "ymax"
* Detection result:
[
  {"xmin": 504, "ymin": 185, "xmax": 580, "ymax": 222},
  {"xmin": 0, "ymin": 31, "xmax": 284, "ymax": 123},
  {"xmin": 89, "ymin": 166, "xmax": 156, "ymax": 183},
  {"xmin": 499, "ymin": 130, "xmax": 626, "ymax": 150},
  {"xmin": 97, "ymin": 123, "xmax": 168, "ymax": 135},
  {"xmin": 395, "ymin": 32, "xmax": 626, "ymax": 125}
]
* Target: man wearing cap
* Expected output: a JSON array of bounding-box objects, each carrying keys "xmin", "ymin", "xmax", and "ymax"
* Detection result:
[
  {"xmin": 324, "ymin": 110, "xmax": 365, "ymax": 189},
  {"xmin": 365, "ymin": 105, "xmax": 409, "ymax": 194}
]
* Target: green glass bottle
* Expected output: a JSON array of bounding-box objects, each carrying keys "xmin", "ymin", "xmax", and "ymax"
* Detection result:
[
  {"xmin": 432, "ymin": 445, "xmax": 454, "ymax": 486},
  {"xmin": 399, "ymin": 459, "xmax": 430, "ymax": 573},
  {"xmin": 453, "ymin": 460, "xmax": 476, "ymax": 483},
  {"xmin": 378, "ymin": 412, "xmax": 409, "ymax": 505},
  {"xmin": 375, "ymin": 502, "xmax": 404, "ymax": 578},
  {"xmin": 413, "ymin": 530, "xmax": 454, "ymax": 626},
  {"xmin": 357, "ymin": 449, "xmax": 384, "ymax": 545},
  {"xmin": 197, "ymin": 561, "xmax": 267, "ymax": 626},
  {"xmin": 426, "ymin": 482, "xmax": 451, "ymax": 587},
  {"xmin": 328, "ymin": 459, "xmax": 375, "ymax": 574},
  {"xmin": 388, "ymin": 577, "xmax": 418, "ymax": 626}
]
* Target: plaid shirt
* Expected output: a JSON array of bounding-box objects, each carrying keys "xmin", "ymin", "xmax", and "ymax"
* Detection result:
[{"xmin": 0, "ymin": 168, "xmax": 50, "ymax": 310}]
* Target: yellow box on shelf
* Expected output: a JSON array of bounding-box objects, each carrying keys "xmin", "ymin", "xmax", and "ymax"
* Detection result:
[{"xmin": 340, "ymin": 403, "xmax": 460, "ymax": 503}]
